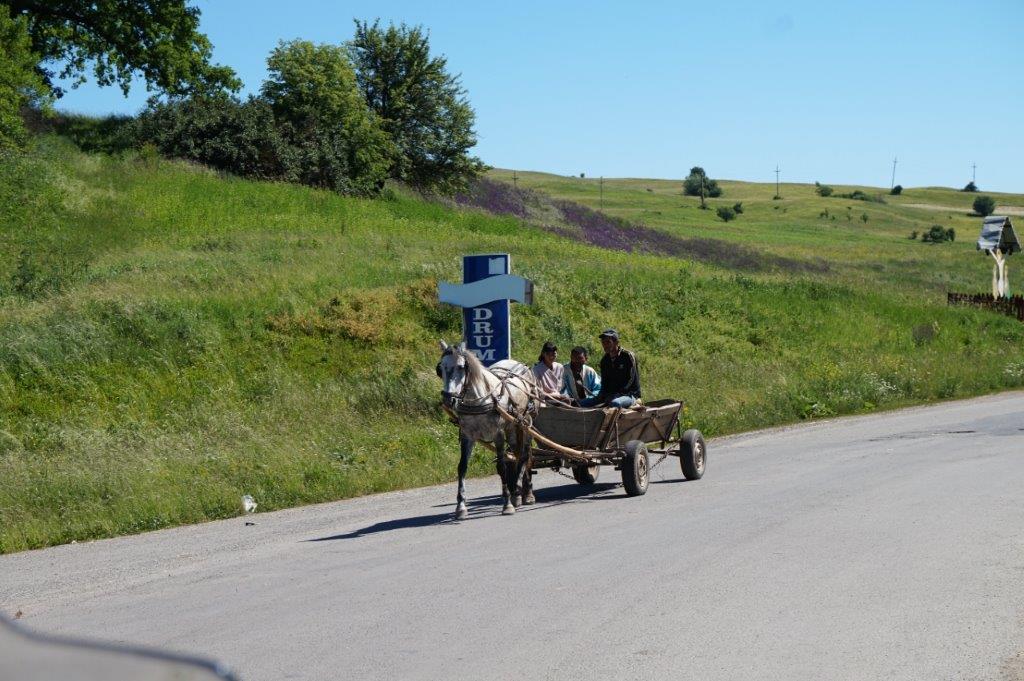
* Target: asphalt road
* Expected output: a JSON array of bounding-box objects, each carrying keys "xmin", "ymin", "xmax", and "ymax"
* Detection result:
[{"xmin": 3, "ymin": 393, "xmax": 1024, "ymax": 681}]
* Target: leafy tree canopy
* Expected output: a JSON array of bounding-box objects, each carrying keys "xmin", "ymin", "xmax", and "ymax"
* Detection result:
[
  {"xmin": 261, "ymin": 40, "xmax": 392, "ymax": 195},
  {"xmin": 348, "ymin": 19, "xmax": 484, "ymax": 192},
  {"xmin": 5, "ymin": 0, "xmax": 239, "ymax": 96},
  {"xmin": 0, "ymin": 9, "xmax": 50, "ymax": 148},
  {"xmin": 683, "ymin": 166, "xmax": 722, "ymax": 198},
  {"xmin": 973, "ymin": 195, "xmax": 996, "ymax": 217}
]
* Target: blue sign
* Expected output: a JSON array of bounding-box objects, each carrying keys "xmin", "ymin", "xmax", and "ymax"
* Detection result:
[{"xmin": 462, "ymin": 254, "xmax": 510, "ymax": 365}]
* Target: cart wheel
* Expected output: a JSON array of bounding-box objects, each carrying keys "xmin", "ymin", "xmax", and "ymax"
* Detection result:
[
  {"xmin": 571, "ymin": 463, "xmax": 600, "ymax": 486},
  {"xmin": 621, "ymin": 440, "xmax": 649, "ymax": 496},
  {"xmin": 680, "ymin": 429, "xmax": 706, "ymax": 480}
]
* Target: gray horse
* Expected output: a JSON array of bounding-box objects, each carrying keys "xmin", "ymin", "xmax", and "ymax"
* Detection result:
[{"xmin": 437, "ymin": 341, "xmax": 538, "ymax": 519}]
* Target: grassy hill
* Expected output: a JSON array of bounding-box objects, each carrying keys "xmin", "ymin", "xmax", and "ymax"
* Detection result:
[{"xmin": 2, "ymin": 138, "xmax": 1023, "ymax": 552}]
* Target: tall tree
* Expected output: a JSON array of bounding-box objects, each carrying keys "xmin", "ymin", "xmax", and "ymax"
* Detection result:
[
  {"xmin": 348, "ymin": 19, "xmax": 484, "ymax": 193},
  {"xmin": 261, "ymin": 40, "xmax": 392, "ymax": 195},
  {"xmin": 0, "ymin": 9, "xmax": 49, "ymax": 148},
  {"xmin": 4, "ymin": 0, "xmax": 238, "ymax": 96}
]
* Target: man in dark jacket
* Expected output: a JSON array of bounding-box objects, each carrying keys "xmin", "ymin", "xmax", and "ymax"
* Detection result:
[{"xmin": 579, "ymin": 328, "xmax": 641, "ymax": 408}]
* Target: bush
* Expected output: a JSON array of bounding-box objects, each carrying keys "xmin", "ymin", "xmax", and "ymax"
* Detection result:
[
  {"xmin": 47, "ymin": 113, "xmax": 139, "ymax": 154},
  {"xmin": 732, "ymin": 202, "xmax": 743, "ymax": 214},
  {"xmin": 716, "ymin": 206, "xmax": 736, "ymax": 222},
  {"xmin": 860, "ymin": 213, "xmax": 869, "ymax": 223},
  {"xmin": 909, "ymin": 230, "xmax": 918, "ymax": 240},
  {"xmin": 139, "ymin": 94, "xmax": 293, "ymax": 181},
  {"xmin": 138, "ymin": 39, "xmax": 394, "ymax": 196},
  {"xmin": 814, "ymin": 182, "xmax": 833, "ymax": 197},
  {"xmin": 962, "ymin": 181, "xmax": 978, "ymax": 192},
  {"xmin": 890, "ymin": 184, "xmax": 903, "ymax": 195},
  {"xmin": 840, "ymin": 189, "xmax": 885, "ymax": 203},
  {"xmin": 920, "ymin": 225, "xmax": 955, "ymax": 243},
  {"xmin": 973, "ymin": 195, "xmax": 996, "ymax": 217},
  {"xmin": 683, "ymin": 166, "xmax": 722, "ymax": 197}
]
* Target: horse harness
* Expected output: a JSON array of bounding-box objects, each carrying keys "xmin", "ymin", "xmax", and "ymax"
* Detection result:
[{"xmin": 443, "ymin": 362, "xmax": 540, "ymax": 426}]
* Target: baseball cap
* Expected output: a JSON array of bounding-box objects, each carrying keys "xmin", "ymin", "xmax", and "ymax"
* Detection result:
[{"xmin": 598, "ymin": 328, "xmax": 619, "ymax": 341}]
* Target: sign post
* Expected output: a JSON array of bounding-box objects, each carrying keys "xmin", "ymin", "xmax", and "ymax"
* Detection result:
[{"xmin": 438, "ymin": 254, "xmax": 533, "ymax": 366}]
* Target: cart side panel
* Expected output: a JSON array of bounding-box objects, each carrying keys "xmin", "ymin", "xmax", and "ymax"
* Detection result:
[
  {"xmin": 532, "ymin": 405, "xmax": 613, "ymax": 449},
  {"xmin": 616, "ymin": 402, "xmax": 682, "ymax": 444}
]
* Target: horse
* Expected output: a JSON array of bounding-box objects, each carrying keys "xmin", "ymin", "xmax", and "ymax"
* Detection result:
[{"xmin": 437, "ymin": 340, "xmax": 538, "ymax": 519}]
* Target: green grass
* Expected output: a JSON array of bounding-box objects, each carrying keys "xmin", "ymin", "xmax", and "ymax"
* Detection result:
[{"xmin": 2, "ymin": 138, "xmax": 1023, "ymax": 553}]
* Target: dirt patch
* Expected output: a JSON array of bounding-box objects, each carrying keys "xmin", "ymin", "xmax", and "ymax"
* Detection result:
[
  {"xmin": 1003, "ymin": 650, "xmax": 1024, "ymax": 681},
  {"xmin": 904, "ymin": 203, "xmax": 1024, "ymax": 216}
]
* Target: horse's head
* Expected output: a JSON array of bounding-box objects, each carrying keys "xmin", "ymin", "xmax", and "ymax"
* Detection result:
[{"xmin": 437, "ymin": 340, "xmax": 468, "ymax": 408}]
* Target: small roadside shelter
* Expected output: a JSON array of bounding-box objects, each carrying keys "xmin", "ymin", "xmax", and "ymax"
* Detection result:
[{"xmin": 976, "ymin": 216, "xmax": 1020, "ymax": 298}]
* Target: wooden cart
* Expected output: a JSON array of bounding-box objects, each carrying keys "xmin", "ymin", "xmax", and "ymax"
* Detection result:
[{"xmin": 528, "ymin": 399, "xmax": 707, "ymax": 496}]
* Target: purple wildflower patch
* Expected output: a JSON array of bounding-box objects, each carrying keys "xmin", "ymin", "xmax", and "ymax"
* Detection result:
[
  {"xmin": 453, "ymin": 177, "xmax": 532, "ymax": 218},
  {"xmin": 552, "ymin": 199, "xmax": 828, "ymax": 273},
  {"xmin": 453, "ymin": 177, "xmax": 829, "ymax": 273}
]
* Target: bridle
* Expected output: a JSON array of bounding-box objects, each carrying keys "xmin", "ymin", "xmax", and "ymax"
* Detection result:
[{"xmin": 438, "ymin": 350, "xmax": 540, "ymax": 418}]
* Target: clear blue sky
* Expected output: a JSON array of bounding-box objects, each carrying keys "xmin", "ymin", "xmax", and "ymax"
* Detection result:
[{"xmin": 53, "ymin": 0, "xmax": 1024, "ymax": 192}]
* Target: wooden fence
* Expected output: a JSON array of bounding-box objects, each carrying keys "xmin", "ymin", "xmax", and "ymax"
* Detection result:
[{"xmin": 947, "ymin": 292, "xmax": 1024, "ymax": 321}]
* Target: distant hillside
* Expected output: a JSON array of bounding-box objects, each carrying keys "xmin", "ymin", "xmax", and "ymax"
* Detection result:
[{"xmin": 2, "ymin": 138, "xmax": 1023, "ymax": 552}]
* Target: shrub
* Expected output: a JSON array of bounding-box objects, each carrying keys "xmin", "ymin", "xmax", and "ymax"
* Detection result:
[
  {"xmin": 732, "ymin": 202, "xmax": 743, "ymax": 214},
  {"xmin": 973, "ymin": 195, "xmax": 996, "ymax": 217},
  {"xmin": 860, "ymin": 213, "xmax": 869, "ymax": 223},
  {"xmin": 920, "ymin": 225, "xmax": 955, "ymax": 243},
  {"xmin": 683, "ymin": 166, "xmax": 722, "ymax": 197},
  {"xmin": 814, "ymin": 181, "xmax": 833, "ymax": 197},
  {"xmin": 909, "ymin": 231, "xmax": 918, "ymax": 240},
  {"xmin": 47, "ymin": 113, "xmax": 139, "ymax": 154},
  {"xmin": 138, "ymin": 94, "xmax": 293, "ymax": 181},
  {"xmin": 890, "ymin": 184, "xmax": 903, "ymax": 195},
  {"xmin": 839, "ymin": 189, "xmax": 885, "ymax": 203},
  {"xmin": 716, "ymin": 206, "xmax": 736, "ymax": 222},
  {"xmin": 962, "ymin": 181, "xmax": 978, "ymax": 192}
]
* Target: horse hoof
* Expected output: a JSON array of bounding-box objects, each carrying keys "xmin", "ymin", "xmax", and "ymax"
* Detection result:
[
  {"xmin": 523, "ymin": 493, "xmax": 536, "ymax": 505},
  {"xmin": 511, "ymin": 496, "xmax": 521, "ymax": 508},
  {"xmin": 455, "ymin": 506, "xmax": 468, "ymax": 520},
  {"xmin": 502, "ymin": 504, "xmax": 516, "ymax": 516}
]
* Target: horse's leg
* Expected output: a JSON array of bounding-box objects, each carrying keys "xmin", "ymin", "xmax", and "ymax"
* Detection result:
[
  {"xmin": 455, "ymin": 433, "xmax": 472, "ymax": 520},
  {"xmin": 515, "ymin": 426, "xmax": 535, "ymax": 505},
  {"xmin": 496, "ymin": 431, "xmax": 515, "ymax": 515}
]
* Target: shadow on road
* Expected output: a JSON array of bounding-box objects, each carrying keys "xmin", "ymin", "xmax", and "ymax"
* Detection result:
[
  {"xmin": 309, "ymin": 481, "xmax": 630, "ymax": 541},
  {"xmin": 307, "ymin": 511, "xmax": 459, "ymax": 541}
]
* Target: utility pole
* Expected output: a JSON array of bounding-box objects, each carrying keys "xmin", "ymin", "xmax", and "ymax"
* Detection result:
[
  {"xmin": 774, "ymin": 164, "xmax": 780, "ymax": 198},
  {"xmin": 972, "ymin": 162, "xmax": 977, "ymax": 184},
  {"xmin": 513, "ymin": 170, "xmax": 517, "ymax": 189},
  {"xmin": 890, "ymin": 156, "xmax": 898, "ymax": 190},
  {"xmin": 600, "ymin": 176, "xmax": 604, "ymax": 210},
  {"xmin": 700, "ymin": 173, "xmax": 706, "ymax": 209}
]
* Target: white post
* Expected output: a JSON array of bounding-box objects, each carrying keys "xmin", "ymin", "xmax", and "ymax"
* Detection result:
[{"xmin": 990, "ymin": 248, "xmax": 1008, "ymax": 299}]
